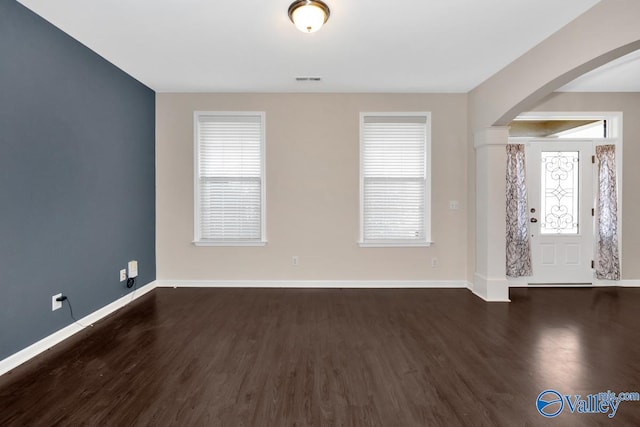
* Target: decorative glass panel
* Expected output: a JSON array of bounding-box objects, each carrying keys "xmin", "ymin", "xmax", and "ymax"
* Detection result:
[{"xmin": 540, "ymin": 151, "xmax": 579, "ymax": 234}]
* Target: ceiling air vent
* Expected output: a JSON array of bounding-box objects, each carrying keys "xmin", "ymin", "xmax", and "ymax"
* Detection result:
[{"xmin": 295, "ymin": 76, "xmax": 322, "ymax": 82}]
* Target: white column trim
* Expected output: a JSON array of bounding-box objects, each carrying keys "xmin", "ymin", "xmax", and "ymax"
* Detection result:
[
  {"xmin": 474, "ymin": 127, "xmax": 510, "ymax": 302},
  {"xmin": 474, "ymin": 126, "xmax": 511, "ymax": 148},
  {"xmin": 472, "ymin": 273, "xmax": 511, "ymax": 302}
]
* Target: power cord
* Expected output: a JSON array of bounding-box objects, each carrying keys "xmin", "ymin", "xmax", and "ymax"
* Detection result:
[
  {"xmin": 127, "ymin": 277, "xmax": 138, "ymax": 303},
  {"xmin": 56, "ymin": 295, "xmax": 93, "ymax": 328},
  {"xmin": 56, "ymin": 277, "xmax": 139, "ymax": 328}
]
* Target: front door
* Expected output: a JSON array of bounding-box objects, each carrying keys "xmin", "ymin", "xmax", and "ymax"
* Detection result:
[{"xmin": 526, "ymin": 141, "xmax": 594, "ymax": 283}]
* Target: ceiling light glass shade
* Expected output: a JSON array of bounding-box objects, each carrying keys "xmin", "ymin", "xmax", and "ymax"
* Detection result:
[{"xmin": 288, "ymin": 0, "xmax": 330, "ymax": 33}]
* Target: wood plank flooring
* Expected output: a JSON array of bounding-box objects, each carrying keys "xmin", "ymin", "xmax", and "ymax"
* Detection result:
[{"xmin": 1, "ymin": 287, "xmax": 640, "ymax": 426}]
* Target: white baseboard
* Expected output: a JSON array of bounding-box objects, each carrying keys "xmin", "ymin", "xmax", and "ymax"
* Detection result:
[
  {"xmin": 471, "ymin": 273, "xmax": 511, "ymax": 302},
  {"xmin": 0, "ymin": 280, "xmax": 157, "ymax": 377},
  {"xmin": 155, "ymin": 279, "xmax": 472, "ymax": 289},
  {"xmin": 510, "ymin": 280, "xmax": 640, "ymax": 288},
  {"xmin": 619, "ymin": 280, "xmax": 640, "ymax": 287},
  {"xmin": 6, "ymin": 277, "xmax": 633, "ymax": 377},
  {"xmin": 470, "ymin": 289, "xmax": 511, "ymax": 302}
]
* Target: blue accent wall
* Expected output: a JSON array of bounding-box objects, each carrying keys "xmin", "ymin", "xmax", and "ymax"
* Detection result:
[{"xmin": 0, "ymin": 1, "xmax": 156, "ymax": 360}]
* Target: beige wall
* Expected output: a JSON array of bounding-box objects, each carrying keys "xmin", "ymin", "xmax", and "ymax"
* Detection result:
[
  {"xmin": 156, "ymin": 93, "xmax": 469, "ymax": 282},
  {"xmin": 530, "ymin": 92, "xmax": 640, "ymax": 279}
]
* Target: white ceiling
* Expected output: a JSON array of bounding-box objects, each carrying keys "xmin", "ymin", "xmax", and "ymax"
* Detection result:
[{"xmin": 18, "ymin": 0, "xmax": 604, "ymax": 93}]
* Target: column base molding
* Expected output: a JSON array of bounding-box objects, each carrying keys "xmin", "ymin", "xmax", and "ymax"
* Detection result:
[{"xmin": 472, "ymin": 273, "xmax": 510, "ymax": 302}]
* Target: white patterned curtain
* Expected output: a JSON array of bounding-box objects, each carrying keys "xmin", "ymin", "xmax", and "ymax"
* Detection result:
[
  {"xmin": 506, "ymin": 144, "xmax": 532, "ymax": 277},
  {"xmin": 595, "ymin": 145, "xmax": 620, "ymax": 280}
]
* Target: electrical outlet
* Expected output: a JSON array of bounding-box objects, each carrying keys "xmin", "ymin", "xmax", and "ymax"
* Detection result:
[
  {"xmin": 120, "ymin": 269, "xmax": 127, "ymax": 282},
  {"xmin": 292, "ymin": 256, "xmax": 299, "ymax": 266},
  {"xmin": 431, "ymin": 258, "xmax": 439, "ymax": 268},
  {"xmin": 52, "ymin": 293, "xmax": 63, "ymax": 311}
]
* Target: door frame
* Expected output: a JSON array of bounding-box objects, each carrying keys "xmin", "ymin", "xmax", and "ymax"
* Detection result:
[{"xmin": 508, "ymin": 111, "xmax": 623, "ymax": 286}]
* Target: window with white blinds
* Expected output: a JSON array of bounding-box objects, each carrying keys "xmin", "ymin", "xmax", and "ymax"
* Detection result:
[
  {"xmin": 360, "ymin": 113, "xmax": 431, "ymax": 246},
  {"xmin": 194, "ymin": 112, "xmax": 265, "ymax": 246}
]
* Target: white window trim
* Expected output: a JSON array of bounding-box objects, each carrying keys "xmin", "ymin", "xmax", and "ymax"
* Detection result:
[
  {"xmin": 193, "ymin": 111, "xmax": 267, "ymax": 247},
  {"xmin": 359, "ymin": 112, "xmax": 432, "ymax": 248}
]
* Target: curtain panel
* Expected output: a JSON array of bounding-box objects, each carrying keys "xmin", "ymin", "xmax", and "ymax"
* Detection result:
[
  {"xmin": 506, "ymin": 144, "xmax": 532, "ymax": 278},
  {"xmin": 595, "ymin": 145, "xmax": 621, "ymax": 280}
]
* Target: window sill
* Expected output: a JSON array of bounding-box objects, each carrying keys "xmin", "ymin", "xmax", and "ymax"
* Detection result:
[
  {"xmin": 358, "ymin": 241, "xmax": 433, "ymax": 248},
  {"xmin": 193, "ymin": 240, "xmax": 267, "ymax": 247}
]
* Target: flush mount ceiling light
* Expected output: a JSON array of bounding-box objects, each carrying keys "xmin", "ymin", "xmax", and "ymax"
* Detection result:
[{"xmin": 288, "ymin": 0, "xmax": 330, "ymax": 33}]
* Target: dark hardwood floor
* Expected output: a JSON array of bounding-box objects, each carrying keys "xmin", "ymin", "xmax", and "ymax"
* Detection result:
[{"xmin": 1, "ymin": 287, "xmax": 640, "ymax": 426}]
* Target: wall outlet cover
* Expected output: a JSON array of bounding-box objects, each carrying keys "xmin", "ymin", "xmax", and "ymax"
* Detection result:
[{"xmin": 52, "ymin": 293, "xmax": 63, "ymax": 311}]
